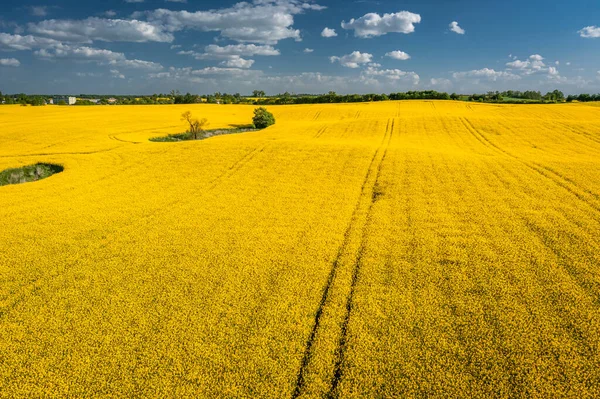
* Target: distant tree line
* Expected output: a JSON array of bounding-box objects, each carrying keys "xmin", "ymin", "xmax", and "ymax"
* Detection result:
[
  {"xmin": 170, "ymin": 90, "xmax": 254, "ymax": 105},
  {"xmin": 253, "ymin": 90, "xmax": 452, "ymax": 105},
  {"xmin": 3, "ymin": 88, "xmax": 600, "ymax": 106},
  {"xmin": 0, "ymin": 92, "xmax": 45, "ymax": 106},
  {"xmin": 466, "ymin": 90, "xmax": 566, "ymax": 103},
  {"xmin": 566, "ymin": 93, "xmax": 600, "ymax": 102}
]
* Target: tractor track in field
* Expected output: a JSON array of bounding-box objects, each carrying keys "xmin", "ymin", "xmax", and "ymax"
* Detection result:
[
  {"xmin": 0, "ymin": 146, "xmax": 122, "ymax": 159},
  {"xmin": 459, "ymin": 117, "xmax": 600, "ymax": 217},
  {"xmin": 292, "ymin": 118, "xmax": 394, "ymax": 399},
  {"xmin": 1, "ymin": 145, "xmax": 269, "ymax": 319},
  {"xmin": 466, "ymin": 158, "xmax": 600, "ymax": 360},
  {"xmin": 486, "ymin": 160, "xmax": 600, "ymax": 308},
  {"xmin": 0, "ymin": 272, "xmax": 62, "ymax": 320},
  {"xmin": 520, "ymin": 216, "xmax": 600, "ymax": 308},
  {"xmin": 328, "ymin": 118, "xmax": 393, "ymax": 398},
  {"xmin": 314, "ymin": 127, "xmax": 328, "ymax": 139},
  {"xmin": 489, "ymin": 160, "xmax": 600, "ymax": 302},
  {"xmin": 554, "ymin": 121, "xmax": 600, "ymax": 146},
  {"xmin": 207, "ymin": 145, "xmax": 267, "ymax": 190},
  {"xmin": 109, "ymin": 134, "xmax": 141, "ymax": 144}
]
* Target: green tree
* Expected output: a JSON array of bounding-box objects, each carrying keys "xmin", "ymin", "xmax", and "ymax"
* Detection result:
[
  {"xmin": 31, "ymin": 96, "xmax": 45, "ymax": 106},
  {"xmin": 552, "ymin": 89, "xmax": 565, "ymax": 102},
  {"xmin": 181, "ymin": 111, "xmax": 209, "ymax": 140},
  {"xmin": 252, "ymin": 107, "xmax": 275, "ymax": 129}
]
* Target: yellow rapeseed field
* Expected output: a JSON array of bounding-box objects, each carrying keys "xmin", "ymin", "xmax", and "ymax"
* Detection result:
[{"xmin": 1, "ymin": 101, "xmax": 600, "ymax": 397}]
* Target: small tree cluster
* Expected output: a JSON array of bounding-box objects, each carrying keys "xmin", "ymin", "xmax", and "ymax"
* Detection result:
[
  {"xmin": 252, "ymin": 107, "xmax": 275, "ymax": 129},
  {"xmin": 181, "ymin": 111, "xmax": 209, "ymax": 140}
]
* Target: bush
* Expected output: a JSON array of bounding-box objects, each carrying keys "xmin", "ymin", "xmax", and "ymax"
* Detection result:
[
  {"xmin": 0, "ymin": 163, "xmax": 63, "ymax": 186},
  {"xmin": 252, "ymin": 107, "xmax": 275, "ymax": 129},
  {"xmin": 74, "ymin": 100, "xmax": 95, "ymax": 106}
]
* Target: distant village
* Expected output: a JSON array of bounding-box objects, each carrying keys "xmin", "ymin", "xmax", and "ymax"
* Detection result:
[
  {"xmin": 2, "ymin": 89, "xmax": 599, "ymax": 107},
  {"xmin": 45, "ymin": 97, "xmax": 118, "ymax": 105},
  {"xmin": 0, "ymin": 91, "xmax": 266, "ymax": 106}
]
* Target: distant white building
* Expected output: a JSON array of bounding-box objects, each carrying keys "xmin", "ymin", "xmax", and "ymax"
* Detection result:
[{"xmin": 53, "ymin": 96, "xmax": 77, "ymax": 105}]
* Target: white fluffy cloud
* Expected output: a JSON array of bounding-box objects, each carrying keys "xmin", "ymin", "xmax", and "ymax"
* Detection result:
[
  {"xmin": 147, "ymin": 67, "xmax": 422, "ymax": 94},
  {"xmin": 28, "ymin": 17, "xmax": 173, "ymax": 43},
  {"xmin": 385, "ymin": 50, "xmax": 410, "ymax": 60},
  {"xmin": 148, "ymin": 66, "xmax": 263, "ymax": 85},
  {"xmin": 75, "ymin": 72, "xmax": 102, "ymax": 77},
  {"xmin": 112, "ymin": 58, "xmax": 164, "ymax": 70},
  {"xmin": 219, "ymin": 56, "xmax": 255, "ymax": 68},
  {"xmin": 506, "ymin": 59, "xmax": 530, "ymax": 69},
  {"xmin": 177, "ymin": 43, "xmax": 279, "ymax": 68},
  {"xmin": 189, "ymin": 67, "xmax": 262, "ymax": 77},
  {"xmin": 261, "ymin": 72, "xmax": 348, "ymax": 90},
  {"xmin": 362, "ymin": 66, "xmax": 419, "ymax": 84},
  {"xmin": 303, "ymin": 48, "xmax": 314, "ymax": 53},
  {"xmin": 321, "ymin": 27, "xmax": 337, "ymax": 37},
  {"xmin": 0, "ymin": 33, "xmax": 162, "ymax": 73},
  {"xmin": 449, "ymin": 21, "xmax": 465, "ymax": 35},
  {"xmin": 136, "ymin": 0, "xmax": 325, "ymax": 44},
  {"xmin": 330, "ymin": 51, "xmax": 372, "ymax": 68},
  {"xmin": 34, "ymin": 43, "xmax": 163, "ymax": 70},
  {"xmin": 203, "ymin": 44, "xmax": 280, "ymax": 57},
  {"xmin": 36, "ymin": 45, "xmax": 123, "ymax": 61},
  {"xmin": 0, "ymin": 33, "xmax": 61, "ymax": 50},
  {"xmin": 150, "ymin": 69, "xmax": 350, "ymax": 93},
  {"xmin": 544, "ymin": 73, "xmax": 590, "ymax": 87},
  {"xmin": 0, "ymin": 58, "xmax": 20, "ymax": 67},
  {"xmin": 453, "ymin": 68, "xmax": 520, "ymax": 81},
  {"xmin": 179, "ymin": 44, "xmax": 279, "ymax": 61},
  {"xmin": 506, "ymin": 54, "xmax": 552, "ymax": 76},
  {"xmin": 430, "ymin": 78, "xmax": 453, "ymax": 89},
  {"xmin": 547, "ymin": 66, "xmax": 559, "ymax": 76},
  {"xmin": 110, "ymin": 69, "xmax": 125, "ymax": 79},
  {"xmin": 579, "ymin": 26, "xmax": 600, "ymax": 38},
  {"xmin": 341, "ymin": 11, "xmax": 421, "ymax": 38}
]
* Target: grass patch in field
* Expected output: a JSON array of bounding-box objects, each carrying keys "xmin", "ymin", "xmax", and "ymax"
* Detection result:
[
  {"xmin": 0, "ymin": 163, "xmax": 64, "ymax": 186},
  {"xmin": 149, "ymin": 124, "xmax": 257, "ymax": 142}
]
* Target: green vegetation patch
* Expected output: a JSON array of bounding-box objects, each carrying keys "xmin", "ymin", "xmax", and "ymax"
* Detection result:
[
  {"xmin": 252, "ymin": 107, "xmax": 275, "ymax": 129},
  {"xmin": 149, "ymin": 125, "xmax": 258, "ymax": 142},
  {"xmin": 0, "ymin": 163, "xmax": 64, "ymax": 186}
]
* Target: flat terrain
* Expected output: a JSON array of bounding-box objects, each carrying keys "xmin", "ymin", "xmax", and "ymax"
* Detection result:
[{"xmin": 1, "ymin": 101, "xmax": 600, "ymax": 398}]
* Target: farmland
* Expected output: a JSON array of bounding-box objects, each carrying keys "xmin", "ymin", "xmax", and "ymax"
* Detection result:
[{"xmin": 1, "ymin": 101, "xmax": 600, "ymax": 397}]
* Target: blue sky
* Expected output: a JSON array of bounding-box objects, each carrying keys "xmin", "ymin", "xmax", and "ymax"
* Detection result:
[{"xmin": 0, "ymin": 0, "xmax": 599, "ymax": 95}]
